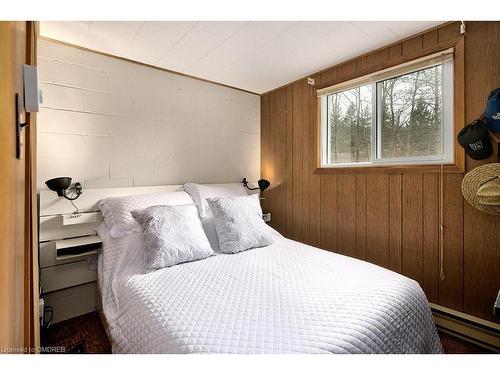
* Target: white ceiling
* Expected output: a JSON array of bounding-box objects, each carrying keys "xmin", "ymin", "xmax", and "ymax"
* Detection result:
[{"xmin": 40, "ymin": 21, "xmax": 443, "ymax": 94}]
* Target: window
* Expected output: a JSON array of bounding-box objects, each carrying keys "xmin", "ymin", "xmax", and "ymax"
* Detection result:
[{"xmin": 319, "ymin": 50, "xmax": 454, "ymax": 167}]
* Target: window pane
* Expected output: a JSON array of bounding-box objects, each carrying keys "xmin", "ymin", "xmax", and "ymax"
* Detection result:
[
  {"xmin": 326, "ymin": 85, "xmax": 372, "ymax": 163},
  {"xmin": 379, "ymin": 65, "xmax": 442, "ymax": 159}
]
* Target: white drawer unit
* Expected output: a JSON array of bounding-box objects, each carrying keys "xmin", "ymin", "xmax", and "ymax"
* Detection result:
[
  {"xmin": 39, "ymin": 245, "xmax": 99, "ymax": 323},
  {"xmin": 43, "ymin": 283, "xmax": 97, "ymax": 324},
  {"xmin": 40, "ymin": 260, "xmax": 98, "ymax": 293},
  {"xmin": 39, "ymin": 192, "xmax": 104, "ymax": 324}
]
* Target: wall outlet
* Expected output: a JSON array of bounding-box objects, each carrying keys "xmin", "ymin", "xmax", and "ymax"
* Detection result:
[{"xmin": 262, "ymin": 213, "xmax": 271, "ymax": 222}]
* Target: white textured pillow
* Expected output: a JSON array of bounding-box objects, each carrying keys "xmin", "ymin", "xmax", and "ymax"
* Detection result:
[
  {"xmin": 131, "ymin": 204, "xmax": 214, "ymax": 272},
  {"xmin": 207, "ymin": 195, "xmax": 273, "ymax": 254},
  {"xmin": 184, "ymin": 183, "xmax": 249, "ymax": 251},
  {"xmin": 99, "ymin": 191, "xmax": 193, "ymax": 238}
]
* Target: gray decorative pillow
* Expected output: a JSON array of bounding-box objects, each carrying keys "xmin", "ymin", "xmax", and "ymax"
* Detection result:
[
  {"xmin": 183, "ymin": 183, "xmax": 249, "ymax": 252},
  {"xmin": 207, "ymin": 195, "xmax": 273, "ymax": 254},
  {"xmin": 131, "ymin": 204, "xmax": 214, "ymax": 272}
]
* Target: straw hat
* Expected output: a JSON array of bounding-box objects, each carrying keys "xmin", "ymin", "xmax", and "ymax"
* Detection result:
[{"xmin": 461, "ymin": 163, "xmax": 500, "ymax": 215}]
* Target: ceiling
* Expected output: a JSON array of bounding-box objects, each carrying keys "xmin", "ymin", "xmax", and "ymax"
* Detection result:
[{"xmin": 40, "ymin": 21, "xmax": 443, "ymax": 94}]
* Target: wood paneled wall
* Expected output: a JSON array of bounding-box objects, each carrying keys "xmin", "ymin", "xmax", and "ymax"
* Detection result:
[{"xmin": 260, "ymin": 21, "xmax": 500, "ymax": 324}]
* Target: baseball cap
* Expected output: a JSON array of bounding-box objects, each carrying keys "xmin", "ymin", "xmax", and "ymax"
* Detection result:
[
  {"xmin": 485, "ymin": 88, "xmax": 500, "ymax": 132},
  {"xmin": 457, "ymin": 119, "xmax": 493, "ymax": 160}
]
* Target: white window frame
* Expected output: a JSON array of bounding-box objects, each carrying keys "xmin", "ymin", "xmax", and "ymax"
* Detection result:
[{"xmin": 318, "ymin": 49, "xmax": 454, "ymax": 168}]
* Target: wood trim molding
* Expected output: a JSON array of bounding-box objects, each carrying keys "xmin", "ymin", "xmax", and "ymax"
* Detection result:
[
  {"xmin": 453, "ymin": 37, "xmax": 465, "ymax": 172},
  {"xmin": 26, "ymin": 21, "xmax": 40, "ymax": 352},
  {"xmin": 315, "ymin": 165, "xmax": 464, "ymax": 175}
]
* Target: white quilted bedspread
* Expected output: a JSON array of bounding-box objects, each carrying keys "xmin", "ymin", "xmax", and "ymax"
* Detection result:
[{"xmin": 98, "ymin": 229, "xmax": 442, "ymax": 354}]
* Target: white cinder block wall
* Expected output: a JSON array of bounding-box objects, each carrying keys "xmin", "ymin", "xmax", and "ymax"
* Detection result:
[{"xmin": 37, "ymin": 39, "xmax": 260, "ymax": 190}]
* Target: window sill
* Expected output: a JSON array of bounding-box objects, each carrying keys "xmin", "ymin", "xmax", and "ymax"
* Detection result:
[{"xmin": 314, "ymin": 163, "xmax": 464, "ymax": 174}]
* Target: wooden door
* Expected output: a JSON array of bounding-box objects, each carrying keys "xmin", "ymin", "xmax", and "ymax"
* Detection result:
[{"xmin": 0, "ymin": 21, "xmax": 39, "ymax": 352}]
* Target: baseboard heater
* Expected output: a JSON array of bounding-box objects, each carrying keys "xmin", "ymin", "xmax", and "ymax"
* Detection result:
[{"xmin": 430, "ymin": 303, "xmax": 500, "ymax": 352}]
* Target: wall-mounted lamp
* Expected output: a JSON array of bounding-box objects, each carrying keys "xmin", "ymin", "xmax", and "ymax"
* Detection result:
[
  {"xmin": 242, "ymin": 178, "xmax": 271, "ymax": 192},
  {"xmin": 45, "ymin": 177, "xmax": 82, "ymax": 201}
]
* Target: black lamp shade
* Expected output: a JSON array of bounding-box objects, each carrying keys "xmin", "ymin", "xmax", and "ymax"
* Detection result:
[
  {"xmin": 258, "ymin": 179, "xmax": 270, "ymax": 192},
  {"xmin": 45, "ymin": 177, "xmax": 72, "ymax": 197}
]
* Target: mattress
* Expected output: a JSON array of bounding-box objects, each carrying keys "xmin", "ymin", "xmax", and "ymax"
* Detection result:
[{"xmin": 97, "ymin": 226, "xmax": 442, "ymax": 354}]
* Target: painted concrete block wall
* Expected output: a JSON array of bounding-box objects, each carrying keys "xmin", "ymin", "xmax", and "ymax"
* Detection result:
[{"xmin": 37, "ymin": 39, "xmax": 260, "ymax": 190}]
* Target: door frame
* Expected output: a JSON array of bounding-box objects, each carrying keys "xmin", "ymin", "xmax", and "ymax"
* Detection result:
[{"xmin": 0, "ymin": 20, "xmax": 39, "ymax": 353}]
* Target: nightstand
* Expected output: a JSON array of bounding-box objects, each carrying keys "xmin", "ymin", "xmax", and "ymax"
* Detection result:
[{"xmin": 39, "ymin": 210, "xmax": 102, "ymax": 325}]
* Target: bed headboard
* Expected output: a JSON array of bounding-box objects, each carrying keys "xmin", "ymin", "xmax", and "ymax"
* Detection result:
[
  {"xmin": 39, "ymin": 184, "xmax": 184, "ymax": 242},
  {"xmin": 38, "ymin": 182, "xmax": 250, "ymax": 323}
]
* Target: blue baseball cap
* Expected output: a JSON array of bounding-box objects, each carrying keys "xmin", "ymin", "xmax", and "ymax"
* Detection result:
[{"xmin": 485, "ymin": 88, "xmax": 500, "ymax": 132}]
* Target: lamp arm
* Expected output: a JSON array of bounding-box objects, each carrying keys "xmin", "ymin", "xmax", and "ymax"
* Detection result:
[
  {"xmin": 63, "ymin": 183, "xmax": 83, "ymax": 201},
  {"xmin": 241, "ymin": 178, "xmax": 260, "ymax": 191},
  {"xmin": 62, "ymin": 192, "xmax": 82, "ymax": 201},
  {"xmin": 245, "ymin": 185, "xmax": 260, "ymax": 191}
]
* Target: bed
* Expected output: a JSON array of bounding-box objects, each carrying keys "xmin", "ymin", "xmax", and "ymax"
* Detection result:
[{"xmin": 97, "ymin": 213, "xmax": 442, "ymax": 354}]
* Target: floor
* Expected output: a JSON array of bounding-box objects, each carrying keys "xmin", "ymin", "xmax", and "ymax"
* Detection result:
[
  {"xmin": 42, "ymin": 311, "xmax": 495, "ymax": 354},
  {"xmin": 42, "ymin": 312, "xmax": 111, "ymax": 353},
  {"xmin": 438, "ymin": 331, "xmax": 494, "ymax": 354}
]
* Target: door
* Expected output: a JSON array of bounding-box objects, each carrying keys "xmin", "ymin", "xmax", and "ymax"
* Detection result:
[{"xmin": 0, "ymin": 21, "xmax": 39, "ymax": 352}]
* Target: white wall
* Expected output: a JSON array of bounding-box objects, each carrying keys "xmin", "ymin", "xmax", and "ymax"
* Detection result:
[{"xmin": 37, "ymin": 39, "xmax": 260, "ymax": 190}]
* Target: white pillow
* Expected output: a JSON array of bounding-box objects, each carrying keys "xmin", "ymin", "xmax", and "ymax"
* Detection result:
[
  {"xmin": 207, "ymin": 195, "xmax": 273, "ymax": 254},
  {"xmin": 99, "ymin": 190, "xmax": 193, "ymax": 238},
  {"xmin": 131, "ymin": 204, "xmax": 214, "ymax": 272},
  {"xmin": 183, "ymin": 183, "xmax": 249, "ymax": 251}
]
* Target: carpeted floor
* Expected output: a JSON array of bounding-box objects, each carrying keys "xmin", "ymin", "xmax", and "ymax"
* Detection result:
[
  {"xmin": 42, "ymin": 311, "xmax": 493, "ymax": 354},
  {"xmin": 42, "ymin": 311, "xmax": 111, "ymax": 353},
  {"xmin": 438, "ymin": 331, "xmax": 493, "ymax": 354}
]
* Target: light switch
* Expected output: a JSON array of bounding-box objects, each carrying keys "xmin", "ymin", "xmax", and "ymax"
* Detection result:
[{"xmin": 23, "ymin": 64, "xmax": 40, "ymax": 112}]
